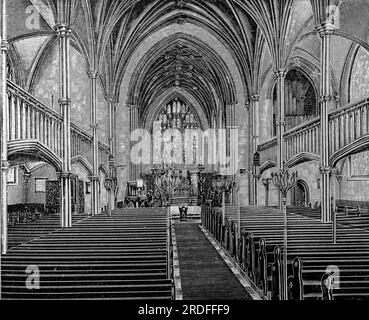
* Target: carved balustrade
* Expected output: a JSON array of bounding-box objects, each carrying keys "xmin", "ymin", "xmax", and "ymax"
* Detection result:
[{"xmin": 7, "ymin": 80, "xmax": 110, "ymax": 167}]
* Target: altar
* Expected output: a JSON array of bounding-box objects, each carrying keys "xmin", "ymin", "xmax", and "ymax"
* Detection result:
[{"xmin": 142, "ymin": 164, "xmax": 204, "ymax": 207}]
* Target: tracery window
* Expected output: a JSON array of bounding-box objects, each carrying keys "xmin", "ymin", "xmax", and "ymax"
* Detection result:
[{"xmin": 153, "ymin": 99, "xmax": 201, "ymax": 166}]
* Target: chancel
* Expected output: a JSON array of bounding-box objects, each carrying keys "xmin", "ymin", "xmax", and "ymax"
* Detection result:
[{"xmin": 1, "ymin": 0, "xmax": 369, "ymax": 301}]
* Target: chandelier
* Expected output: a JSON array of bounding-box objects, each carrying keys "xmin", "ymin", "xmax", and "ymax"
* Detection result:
[
  {"xmin": 154, "ymin": 168, "xmax": 184, "ymax": 206},
  {"xmin": 271, "ymin": 160, "xmax": 298, "ymax": 300}
]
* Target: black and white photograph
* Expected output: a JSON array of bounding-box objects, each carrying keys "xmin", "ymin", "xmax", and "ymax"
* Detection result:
[{"xmin": 0, "ymin": 0, "xmax": 368, "ymax": 313}]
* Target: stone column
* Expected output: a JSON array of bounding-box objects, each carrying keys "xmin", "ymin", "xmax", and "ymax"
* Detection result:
[
  {"xmin": 226, "ymin": 103, "xmax": 236, "ymax": 203},
  {"xmin": 251, "ymin": 95, "xmax": 260, "ymax": 205},
  {"xmin": 89, "ymin": 175, "xmax": 99, "ymax": 215},
  {"xmin": 317, "ymin": 22, "xmax": 334, "ymax": 223},
  {"xmin": 329, "ymin": 168, "xmax": 340, "ymax": 214},
  {"xmin": 54, "ymin": 24, "xmax": 72, "ymax": 228},
  {"xmin": 0, "ymin": 0, "xmax": 8, "ymax": 254},
  {"xmin": 107, "ymin": 98, "xmax": 117, "ymax": 160},
  {"xmin": 211, "ymin": 111, "xmax": 217, "ymax": 172},
  {"xmin": 275, "ymin": 69, "xmax": 287, "ymax": 169},
  {"xmin": 107, "ymin": 98, "xmax": 117, "ymax": 211},
  {"xmin": 88, "ymin": 71, "xmax": 100, "ymax": 216},
  {"xmin": 217, "ymin": 105, "xmax": 223, "ymax": 173},
  {"xmin": 252, "ymin": 95, "xmax": 260, "ymax": 150},
  {"xmin": 275, "ymin": 69, "xmax": 287, "ymax": 210},
  {"xmin": 129, "ymin": 105, "xmax": 140, "ymax": 181},
  {"xmin": 246, "ymin": 101, "xmax": 253, "ymax": 205}
]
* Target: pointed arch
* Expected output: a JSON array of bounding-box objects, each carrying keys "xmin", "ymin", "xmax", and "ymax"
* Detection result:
[
  {"xmin": 8, "ymin": 140, "xmax": 62, "ymax": 172},
  {"xmin": 142, "ymin": 87, "xmax": 210, "ymax": 132},
  {"xmin": 71, "ymin": 155, "xmax": 93, "ymax": 176}
]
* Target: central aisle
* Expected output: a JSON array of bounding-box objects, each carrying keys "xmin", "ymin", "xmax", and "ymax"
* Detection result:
[{"xmin": 174, "ymin": 222, "xmax": 252, "ymax": 300}]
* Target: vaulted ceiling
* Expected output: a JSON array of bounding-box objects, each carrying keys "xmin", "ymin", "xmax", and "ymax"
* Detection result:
[{"xmin": 8, "ymin": 0, "xmax": 369, "ymax": 115}]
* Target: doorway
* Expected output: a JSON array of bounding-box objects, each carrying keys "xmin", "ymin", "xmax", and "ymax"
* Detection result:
[{"xmin": 291, "ymin": 179, "xmax": 309, "ymax": 207}]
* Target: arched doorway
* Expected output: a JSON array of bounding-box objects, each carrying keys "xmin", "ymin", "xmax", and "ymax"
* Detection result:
[{"xmin": 291, "ymin": 179, "xmax": 310, "ymax": 207}]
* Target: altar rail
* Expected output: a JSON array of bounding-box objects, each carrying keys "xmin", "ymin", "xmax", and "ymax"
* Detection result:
[
  {"xmin": 7, "ymin": 80, "xmax": 110, "ymax": 167},
  {"xmin": 258, "ymin": 96, "xmax": 369, "ymax": 167}
]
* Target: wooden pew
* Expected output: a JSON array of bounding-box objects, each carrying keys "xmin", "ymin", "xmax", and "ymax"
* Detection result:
[
  {"xmin": 2, "ymin": 208, "xmax": 173, "ymax": 300},
  {"xmin": 202, "ymin": 205, "xmax": 369, "ymax": 300}
]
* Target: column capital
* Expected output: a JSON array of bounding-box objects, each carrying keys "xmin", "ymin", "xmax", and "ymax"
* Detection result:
[
  {"xmin": 277, "ymin": 120, "xmax": 286, "ymax": 128},
  {"xmin": 54, "ymin": 24, "xmax": 72, "ymax": 37},
  {"xmin": 106, "ymin": 96, "xmax": 118, "ymax": 104},
  {"xmin": 316, "ymin": 22, "xmax": 335, "ymax": 37},
  {"xmin": 251, "ymin": 95, "xmax": 260, "ymax": 102},
  {"xmin": 89, "ymin": 175, "xmax": 100, "ymax": 182},
  {"xmin": 58, "ymin": 98, "xmax": 71, "ymax": 106},
  {"xmin": 253, "ymin": 173, "xmax": 261, "ymax": 180},
  {"xmin": 319, "ymin": 166, "xmax": 334, "ymax": 175},
  {"xmin": 320, "ymin": 95, "xmax": 332, "ymax": 103},
  {"xmin": 128, "ymin": 104, "xmax": 140, "ymax": 110},
  {"xmin": 1, "ymin": 40, "xmax": 9, "ymax": 52},
  {"xmin": 88, "ymin": 70, "xmax": 101, "ymax": 79},
  {"xmin": 1, "ymin": 161, "xmax": 11, "ymax": 170},
  {"xmin": 57, "ymin": 171, "xmax": 73, "ymax": 179},
  {"xmin": 329, "ymin": 167, "xmax": 342, "ymax": 178},
  {"xmin": 274, "ymin": 68, "xmax": 288, "ymax": 79},
  {"xmin": 245, "ymin": 101, "xmax": 251, "ymax": 111}
]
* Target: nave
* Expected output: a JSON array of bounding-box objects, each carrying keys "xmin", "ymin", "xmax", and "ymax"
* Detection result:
[
  {"xmin": 4, "ymin": 203, "xmax": 369, "ymax": 300},
  {"xmin": 1, "ymin": 208, "xmax": 258, "ymax": 300},
  {"xmin": 3, "ymin": 0, "xmax": 369, "ymax": 302}
]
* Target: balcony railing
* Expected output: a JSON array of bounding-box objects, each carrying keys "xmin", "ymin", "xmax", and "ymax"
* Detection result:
[
  {"xmin": 329, "ymin": 97, "xmax": 369, "ymax": 156},
  {"xmin": 257, "ymin": 96, "xmax": 369, "ymax": 167},
  {"xmin": 284, "ymin": 117, "xmax": 320, "ymax": 160},
  {"xmin": 6, "ymin": 80, "xmax": 110, "ymax": 166}
]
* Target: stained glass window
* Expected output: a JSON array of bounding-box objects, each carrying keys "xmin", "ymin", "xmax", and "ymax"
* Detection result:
[{"xmin": 153, "ymin": 99, "xmax": 201, "ymax": 166}]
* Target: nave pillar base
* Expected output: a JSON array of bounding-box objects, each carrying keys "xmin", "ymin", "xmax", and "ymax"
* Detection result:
[
  {"xmin": 59, "ymin": 171, "xmax": 72, "ymax": 228},
  {"xmin": 90, "ymin": 175, "xmax": 100, "ymax": 216}
]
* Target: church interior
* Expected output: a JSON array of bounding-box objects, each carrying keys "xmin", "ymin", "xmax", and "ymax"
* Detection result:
[{"xmin": 1, "ymin": 0, "xmax": 369, "ymax": 301}]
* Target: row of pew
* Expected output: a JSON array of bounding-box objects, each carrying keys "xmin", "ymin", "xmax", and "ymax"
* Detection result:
[
  {"xmin": 288, "ymin": 206, "xmax": 369, "ymax": 234},
  {"xmin": 202, "ymin": 205, "xmax": 369, "ymax": 300},
  {"xmin": 1, "ymin": 208, "xmax": 174, "ymax": 300},
  {"xmin": 7, "ymin": 214, "xmax": 86, "ymax": 249},
  {"xmin": 8, "ymin": 210, "xmax": 43, "ymax": 226}
]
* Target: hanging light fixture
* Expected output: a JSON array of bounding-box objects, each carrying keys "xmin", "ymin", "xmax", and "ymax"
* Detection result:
[{"xmin": 271, "ymin": 160, "xmax": 298, "ymax": 300}]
